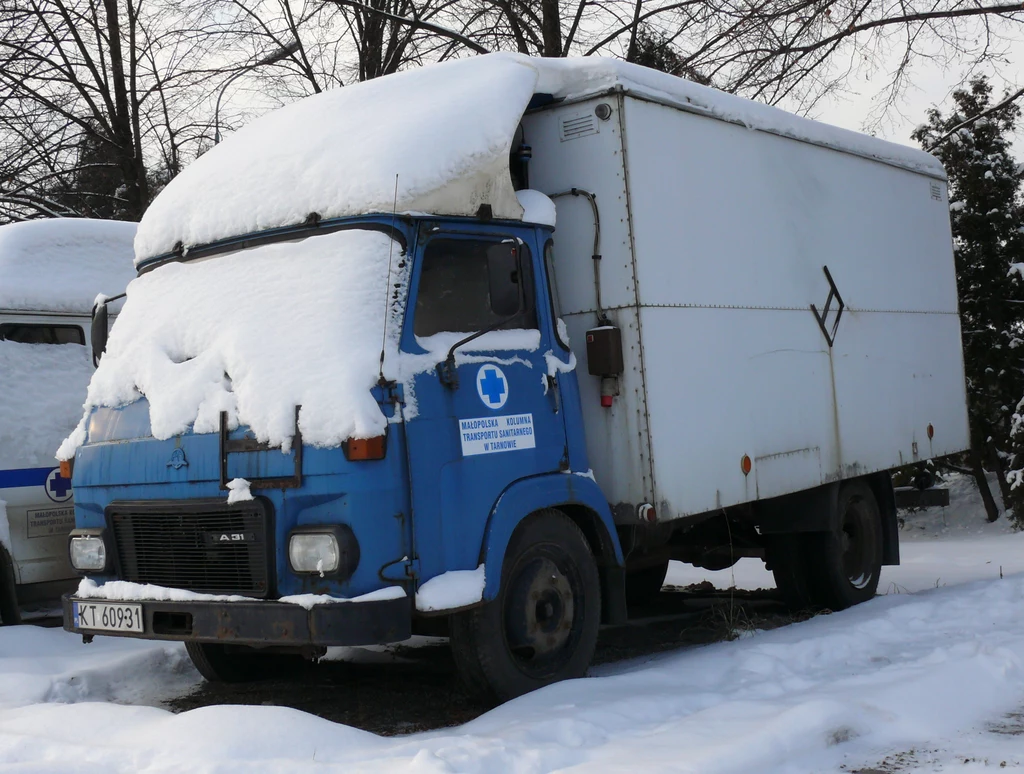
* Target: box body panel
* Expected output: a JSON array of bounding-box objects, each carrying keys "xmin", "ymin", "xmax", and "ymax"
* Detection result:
[{"xmin": 524, "ymin": 93, "xmax": 967, "ymax": 521}]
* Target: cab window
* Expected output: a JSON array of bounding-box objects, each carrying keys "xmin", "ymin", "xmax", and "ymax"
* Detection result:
[
  {"xmin": 414, "ymin": 239, "xmax": 537, "ymax": 337},
  {"xmin": 0, "ymin": 323, "xmax": 85, "ymax": 345}
]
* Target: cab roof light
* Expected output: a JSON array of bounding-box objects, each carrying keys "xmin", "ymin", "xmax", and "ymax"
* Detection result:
[{"xmin": 343, "ymin": 435, "xmax": 387, "ymax": 461}]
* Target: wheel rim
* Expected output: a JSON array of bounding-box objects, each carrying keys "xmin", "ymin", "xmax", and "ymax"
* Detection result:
[
  {"xmin": 841, "ymin": 497, "xmax": 879, "ymax": 589},
  {"xmin": 503, "ymin": 553, "xmax": 581, "ymax": 678}
]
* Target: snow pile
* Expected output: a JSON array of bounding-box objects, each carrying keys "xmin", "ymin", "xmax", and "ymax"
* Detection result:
[
  {"xmin": 75, "ymin": 578, "xmax": 252, "ymax": 603},
  {"xmin": 0, "ymin": 339, "xmax": 93, "ymax": 467},
  {"xmin": 0, "ymin": 625, "xmax": 197, "ymax": 710},
  {"xmin": 59, "ymin": 229, "xmax": 405, "ymax": 458},
  {"xmin": 75, "ymin": 578, "xmax": 407, "ymax": 608},
  {"xmin": 0, "ymin": 218, "xmax": 136, "ymax": 312},
  {"xmin": 515, "ymin": 189, "xmax": 556, "ymax": 227},
  {"xmin": 135, "ymin": 54, "xmax": 942, "ymax": 262},
  {"xmin": 135, "ymin": 56, "xmax": 540, "ymax": 261},
  {"xmin": 415, "ymin": 565, "xmax": 486, "ymax": 612},
  {"xmin": 7, "ymin": 572, "xmax": 1024, "ymax": 770},
  {"xmin": 225, "ymin": 478, "xmax": 253, "ymax": 504},
  {"xmin": 278, "ymin": 587, "xmax": 406, "ymax": 610}
]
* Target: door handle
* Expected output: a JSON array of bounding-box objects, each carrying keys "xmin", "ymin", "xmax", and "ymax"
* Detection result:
[{"xmin": 545, "ymin": 374, "xmax": 561, "ymax": 414}]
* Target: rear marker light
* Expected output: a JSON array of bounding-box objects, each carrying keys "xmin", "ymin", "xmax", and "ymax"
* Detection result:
[
  {"xmin": 741, "ymin": 455, "xmax": 752, "ymax": 476},
  {"xmin": 60, "ymin": 459, "xmax": 73, "ymax": 479}
]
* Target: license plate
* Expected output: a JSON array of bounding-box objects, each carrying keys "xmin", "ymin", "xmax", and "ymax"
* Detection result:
[{"xmin": 72, "ymin": 600, "xmax": 144, "ymax": 633}]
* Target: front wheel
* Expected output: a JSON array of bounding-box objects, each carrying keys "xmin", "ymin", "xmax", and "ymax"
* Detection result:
[
  {"xmin": 449, "ymin": 509, "xmax": 601, "ymax": 705},
  {"xmin": 185, "ymin": 642, "xmax": 310, "ymax": 683}
]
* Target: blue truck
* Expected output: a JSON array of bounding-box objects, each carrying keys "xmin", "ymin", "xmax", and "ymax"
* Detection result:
[{"xmin": 61, "ymin": 55, "xmax": 968, "ymax": 702}]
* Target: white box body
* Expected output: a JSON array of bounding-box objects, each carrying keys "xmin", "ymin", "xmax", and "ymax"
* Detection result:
[{"xmin": 524, "ymin": 92, "xmax": 968, "ymax": 522}]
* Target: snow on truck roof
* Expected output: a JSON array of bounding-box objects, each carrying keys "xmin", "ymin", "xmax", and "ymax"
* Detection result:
[
  {"xmin": 0, "ymin": 218, "xmax": 137, "ymax": 313},
  {"xmin": 135, "ymin": 53, "xmax": 945, "ymax": 264}
]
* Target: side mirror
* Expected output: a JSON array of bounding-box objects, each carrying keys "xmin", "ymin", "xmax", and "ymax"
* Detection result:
[{"xmin": 90, "ymin": 292, "xmax": 125, "ymax": 367}]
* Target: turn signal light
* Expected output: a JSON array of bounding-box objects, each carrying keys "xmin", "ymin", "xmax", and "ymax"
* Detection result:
[
  {"xmin": 343, "ymin": 435, "xmax": 387, "ymax": 461},
  {"xmin": 59, "ymin": 459, "xmax": 73, "ymax": 479}
]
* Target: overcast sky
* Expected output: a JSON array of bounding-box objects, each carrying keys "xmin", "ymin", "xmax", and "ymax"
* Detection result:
[{"xmin": 807, "ymin": 56, "xmax": 1024, "ymax": 157}]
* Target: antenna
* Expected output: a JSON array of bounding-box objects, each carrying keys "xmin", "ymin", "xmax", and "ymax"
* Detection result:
[{"xmin": 378, "ymin": 174, "xmax": 400, "ymax": 384}]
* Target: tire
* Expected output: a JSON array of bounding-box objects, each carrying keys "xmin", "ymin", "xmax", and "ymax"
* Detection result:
[
  {"xmin": 804, "ymin": 481, "xmax": 883, "ymax": 610},
  {"xmin": 625, "ymin": 561, "xmax": 669, "ymax": 608},
  {"xmin": 449, "ymin": 509, "xmax": 601, "ymax": 705},
  {"xmin": 765, "ymin": 481, "xmax": 883, "ymax": 612},
  {"xmin": 185, "ymin": 642, "xmax": 309, "ymax": 683}
]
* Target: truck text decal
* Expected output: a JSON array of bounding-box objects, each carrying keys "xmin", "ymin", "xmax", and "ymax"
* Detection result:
[{"xmin": 459, "ymin": 413, "xmax": 536, "ymax": 456}]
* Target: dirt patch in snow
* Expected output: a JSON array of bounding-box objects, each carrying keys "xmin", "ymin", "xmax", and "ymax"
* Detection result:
[{"xmin": 165, "ymin": 586, "xmax": 802, "ymax": 735}]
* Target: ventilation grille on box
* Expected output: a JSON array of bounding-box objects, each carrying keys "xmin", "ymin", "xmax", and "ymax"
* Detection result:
[{"xmin": 560, "ymin": 114, "xmax": 599, "ymax": 142}]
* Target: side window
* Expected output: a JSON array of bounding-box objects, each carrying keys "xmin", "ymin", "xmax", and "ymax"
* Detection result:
[
  {"xmin": 414, "ymin": 238, "xmax": 537, "ymax": 337},
  {"xmin": 0, "ymin": 323, "xmax": 85, "ymax": 345}
]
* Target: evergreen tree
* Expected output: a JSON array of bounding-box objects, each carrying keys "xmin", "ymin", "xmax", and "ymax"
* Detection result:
[{"xmin": 913, "ymin": 77, "xmax": 1024, "ymax": 519}]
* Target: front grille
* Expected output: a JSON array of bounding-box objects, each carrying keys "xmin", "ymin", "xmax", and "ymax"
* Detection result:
[{"xmin": 108, "ymin": 499, "xmax": 271, "ymax": 597}]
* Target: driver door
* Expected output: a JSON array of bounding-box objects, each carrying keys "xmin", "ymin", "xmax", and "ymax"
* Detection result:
[{"xmin": 401, "ymin": 230, "xmax": 568, "ymax": 584}]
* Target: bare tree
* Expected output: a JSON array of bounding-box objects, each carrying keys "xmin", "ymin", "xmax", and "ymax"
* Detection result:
[{"xmin": 0, "ymin": 0, "xmax": 216, "ymax": 222}]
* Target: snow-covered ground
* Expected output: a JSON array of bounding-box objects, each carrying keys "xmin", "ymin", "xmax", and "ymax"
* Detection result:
[{"xmin": 3, "ymin": 474, "xmax": 1024, "ymax": 773}]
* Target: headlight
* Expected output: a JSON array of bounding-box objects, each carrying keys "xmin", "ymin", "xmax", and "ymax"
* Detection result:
[
  {"xmin": 287, "ymin": 525, "xmax": 360, "ymax": 579},
  {"xmin": 289, "ymin": 533, "xmax": 340, "ymax": 574},
  {"xmin": 69, "ymin": 534, "xmax": 107, "ymax": 571}
]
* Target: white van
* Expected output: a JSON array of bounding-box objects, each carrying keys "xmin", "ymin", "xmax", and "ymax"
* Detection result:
[{"xmin": 0, "ymin": 218, "xmax": 135, "ymax": 623}]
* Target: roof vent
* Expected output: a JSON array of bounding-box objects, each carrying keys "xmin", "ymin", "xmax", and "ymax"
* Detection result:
[{"xmin": 560, "ymin": 113, "xmax": 599, "ymax": 142}]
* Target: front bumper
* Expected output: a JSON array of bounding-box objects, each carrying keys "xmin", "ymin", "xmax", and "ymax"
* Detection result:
[{"xmin": 62, "ymin": 593, "xmax": 411, "ymax": 646}]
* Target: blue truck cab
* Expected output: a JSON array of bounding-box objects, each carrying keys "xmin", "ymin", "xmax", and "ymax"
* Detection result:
[{"xmin": 64, "ymin": 210, "xmax": 625, "ymax": 701}]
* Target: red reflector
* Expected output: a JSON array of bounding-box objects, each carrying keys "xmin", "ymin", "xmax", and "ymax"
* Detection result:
[
  {"xmin": 59, "ymin": 459, "xmax": 73, "ymax": 479},
  {"xmin": 600, "ymin": 395, "xmax": 613, "ymax": 408},
  {"xmin": 344, "ymin": 435, "xmax": 387, "ymax": 461}
]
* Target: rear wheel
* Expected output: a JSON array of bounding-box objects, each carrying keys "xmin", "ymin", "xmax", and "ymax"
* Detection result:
[
  {"xmin": 449, "ymin": 509, "xmax": 601, "ymax": 705},
  {"xmin": 805, "ymin": 481, "xmax": 883, "ymax": 610},
  {"xmin": 765, "ymin": 481, "xmax": 883, "ymax": 612},
  {"xmin": 185, "ymin": 642, "xmax": 309, "ymax": 683}
]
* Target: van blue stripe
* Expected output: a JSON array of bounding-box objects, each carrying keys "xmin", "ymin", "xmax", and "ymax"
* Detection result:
[{"xmin": 0, "ymin": 467, "xmax": 52, "ymax": 489}]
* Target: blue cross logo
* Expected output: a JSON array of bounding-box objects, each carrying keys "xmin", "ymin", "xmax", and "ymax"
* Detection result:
[
  {"xmin": 476, "ymin": 365, "xmax": 509, "ymax": 409},
  {"xmin": 45, "ymin": 467, "xmax": 73, "ymax": 503}
]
